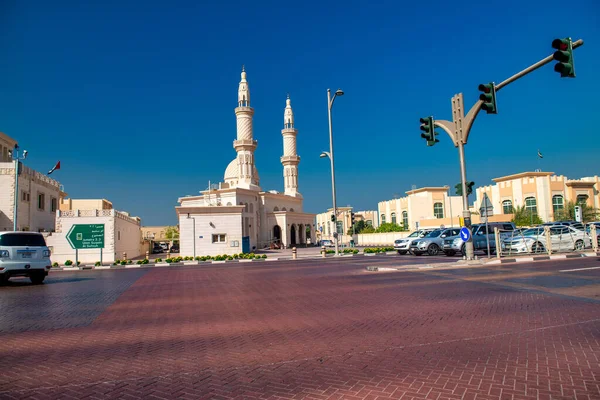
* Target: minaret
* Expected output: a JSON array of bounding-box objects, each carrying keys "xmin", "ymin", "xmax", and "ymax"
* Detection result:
[
  {"xmin": 281, "ymin": 94, "xmax": 301, "ymax": 197},
  {"xmin": 233, "ymin": 66, "xmax": 259, "ymax": 190}
]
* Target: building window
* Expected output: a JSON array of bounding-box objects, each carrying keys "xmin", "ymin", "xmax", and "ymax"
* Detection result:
[
  {"xmin": 37, "ymin": 193, "xmax": 45, "ymax": 211},
  {"xmin": 433, "ymin": 202, "xmax": 444, "ymax": 219},
  {"xmin": 21, "ymin": 191, "xmax": 30, "ymax": 202},
  {"xmin": 212, "ymin": 234, "xmax": 226, "ymax": 243},
  {"xmin": 391, "ymin": 212, "xmax": 397, "ymax": 225},
  {"xmin": 524, "ymin": 197, "xmax": 537, "ymax": 214},
  {"xmin": 336, "ymin": 221, "xmax": 343, "ymax": 234},
  {"xmin": 117, "ymin": 231, "xmax": 121, "ymax": 241},
  {"xmin": 502, "ymin": 200, "xmax": 513, "ymax": 214},
  {"xmin": 50, "ymin": 197, "xmax": 57, "ymax": 213},
  {"xmin": 552, "ymin": 195, "xmax": 564, "ymax": 214},
  {"xmin": 381, "ymin": 214, "xmax": 386, "ymax": 224},
  {"xmin": 273, "ymin": 206, "xmax": 279, "ymax": 211},
  {"xmin": 366, "ymin": 220, "xmax": 373, "ymax": 226},
  {"xmin": 402, "ymin": 211, "xmax": 408, "ymax": 228},
  {"xmin": 576, "ymin": 194, "xmax": 589, "ymax": 205}
]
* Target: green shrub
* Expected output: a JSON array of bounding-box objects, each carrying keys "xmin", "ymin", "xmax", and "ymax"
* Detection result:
[
  {"xmin": 64, "ymin": 260, "xmax": 73, "ymax": 266},
  {"xmin": 142, "ymin": 259, "xmax": 149, "ymax": 264},
  {"xmin": 262, "ymin": 254, "xmax": 267, "ymax": 259},
  {"xmin": 120, "ymin": 260, "xmax": 127, "ymax": 265},
  {"xmin": 52, "ymin": 262, "xmax": 59, "ymax": 267},
  {"xmin": 95, "ymin": 261, "xmax": 101, "ymax": 266},
  {"xmin": 227, "ymin": 256, "xmax": 233, "ymax": 260},
  {"xmin": 127, "ymin": 259, "xmax": 132, "ymax": 264},
  {"xmin": 166, "ymin": 258, "xmax": 173, "ymax": 263}
]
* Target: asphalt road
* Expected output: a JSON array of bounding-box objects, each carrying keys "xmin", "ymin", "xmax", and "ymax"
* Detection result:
[{"xmin": 1, "ymin": 255, "xmax": 599, "ymax": 399}]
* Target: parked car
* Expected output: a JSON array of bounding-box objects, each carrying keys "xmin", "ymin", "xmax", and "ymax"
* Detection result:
[
  {"xmin": 394, "ymin": 229, "xmax": 436, "ymax": 255},
  {"xmin": 170, "ymin": 243, "xmax": 180, "ymax": 253},
  {"xmin": 320, "ymin": 239, "xmax": 334, "ymax": 248},
  {"xmin": 442, "ymin": 222, "xmax": 517, "ymax": 256},
  {"xmin": 410, "ymin": 228, "xmax": 460, "ymax": 256},
  {"xmin": 502, "ymin": 225, "xmax": 590, "ymax": 253},
  {"xmin": 0, "ymin": 232, "xmax": 52, "ymax": 284}
]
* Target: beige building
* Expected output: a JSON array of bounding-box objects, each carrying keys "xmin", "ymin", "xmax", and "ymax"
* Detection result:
[
  {"xmin": 60, "ymin": 198, "xmax": 113, "ymax": 211},
  {"xmin": 315, "ymin": 208, "xmax": 378, "ymax": 240},
  {"xmin": 378, "ymin": 187, "xmax": 464, "ymax": 230},
  {"xmin": 475, "ymin": 171, "xmax": 600, "ymax": 222},
  {"xmin": 0, "ymin": 132, "xmax": 67, "ymax": 232}
]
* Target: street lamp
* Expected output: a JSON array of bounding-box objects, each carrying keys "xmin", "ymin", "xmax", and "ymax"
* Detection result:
[
  {"xmin": 8, "ymin": 144, "xmax": 28, "ymax": 231},
  {"xmin": 187, "ymin": 213, "xmax": 196, "ymax": 258},
  {"xmin": 321, "ymin": 88, "xmax": 344, "ymax": 256}
]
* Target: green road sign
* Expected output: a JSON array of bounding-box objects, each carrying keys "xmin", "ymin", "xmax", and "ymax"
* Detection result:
[{"xmin": 66, "ymin": 224, "xmax": 105, "ymax": 249}]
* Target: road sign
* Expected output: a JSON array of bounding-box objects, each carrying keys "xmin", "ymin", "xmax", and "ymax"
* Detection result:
[
  {"xmin": 66, "ymin": 224, "xmax": 105, "ymax": 249},
  {"xmin": 460, "ymin": 227, "xmax": 471, "ymax": 242},
  {"xmin": 479, "ymin": 193, "xmax": 494, "ymax": 216}
]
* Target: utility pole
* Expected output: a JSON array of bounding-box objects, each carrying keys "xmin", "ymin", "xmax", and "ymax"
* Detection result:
[{"xmin": 423, "ymin": 38, "xmax": 584, "ymax": 260}]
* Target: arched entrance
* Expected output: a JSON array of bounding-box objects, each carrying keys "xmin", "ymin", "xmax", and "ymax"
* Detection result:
[
  {"xmin": 305, "ymin": 225, "xmax": 312, "ymax": 244},
  {"xmin": 290, "ymin": 224, "xmax": 297, "ymax": 246},
  {"xmin": 298, "ymin": 224, "xmax": 304, "ymax": 244},
  {"xmin": 273, "ymin": 225, "xmax": 281, "ymax": 241}
]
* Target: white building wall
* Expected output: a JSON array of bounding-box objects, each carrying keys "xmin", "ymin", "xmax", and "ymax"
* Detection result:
[
  {"xmin": 114, "ymin": 213, "xmax": 143, "ymax": 260},
  {"xmin": 179, "ymin": 212, "xmax": 243, "ymax": 257},
  {"xmin": 0, "ymin": 162, "xmax": 61, "ymax": 232}
]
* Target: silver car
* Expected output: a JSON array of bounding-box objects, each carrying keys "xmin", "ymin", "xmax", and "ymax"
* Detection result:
[{"xmin": 410, "ymin": 228, "xmax": 460, "ymax": 256}]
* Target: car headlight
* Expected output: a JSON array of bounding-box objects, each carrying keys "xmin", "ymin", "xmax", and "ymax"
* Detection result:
[
  {"xmin": 453, "ymin": 238, "xmax": 462, "ymax": 245},
  {"xmin": 0, "ymin": 250, "xmax": 9, "ymax": 258},
  {"xmin": 421, "ymin": 241, "xmax": 431, "ymax": 246}
]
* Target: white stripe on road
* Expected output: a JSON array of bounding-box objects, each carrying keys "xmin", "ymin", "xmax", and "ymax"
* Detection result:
[{"xmin": 560, "ymin": 266, "xmax": 600, "ymax": 272}]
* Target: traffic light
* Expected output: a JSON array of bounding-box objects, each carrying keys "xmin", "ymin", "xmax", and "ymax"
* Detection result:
[
  {"xmin": 330, "ymin": 214, "xmax": 335, "ymax": 222},
  {"xmin": 419, "ymin": 116, "xmax": 439, "ymax": 146},
  {"xmin": 552, "ymin": 38, "xmax": 575, "ymax": 78},
  {"xmin": 351, "ymin": 212, "xmax": 356, "ymax": 226},
  {"xmin": 478, "ymin": 83, "xmax": 497, "ymax": 114}
]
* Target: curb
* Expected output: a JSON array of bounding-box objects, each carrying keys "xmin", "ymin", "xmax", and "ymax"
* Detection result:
[{"xmin": 485, "ymin": 251, "xmax": 598, "ymax": 265}]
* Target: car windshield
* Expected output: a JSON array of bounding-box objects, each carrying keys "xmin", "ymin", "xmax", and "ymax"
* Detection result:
[
  {"xmin": 407, "ymin": 232, "xmax": 419, "ymax": 238},
  {"xmin": 424, "ymin": 230, "xmax": 441, "ymax": 238},
  {"xmin": 519, "ymin": 228, "xmax": 544, "ymax": 237},
  {"xmin": 0, "ymin": 233, "xmax": 46, "ymax": 247}
]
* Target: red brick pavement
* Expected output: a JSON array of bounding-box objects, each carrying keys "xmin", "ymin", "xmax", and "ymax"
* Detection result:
[{"xmin": 0, "ymin": 261, "xmax": 599, "ymax": 399}]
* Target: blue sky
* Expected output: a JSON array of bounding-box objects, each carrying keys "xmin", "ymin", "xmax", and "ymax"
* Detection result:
[{"xmin": 1, "ymin": 0, "xmax": 598, "ymax": 225}]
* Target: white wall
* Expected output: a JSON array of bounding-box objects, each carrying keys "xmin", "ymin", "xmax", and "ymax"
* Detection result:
[
  {"xmin": 357, "ymin": 232, "xmax": 412, "ymax": 246},
  {"xmin": 179, "ymin": 212, "xmax": 243, "ymax": 257},
  {"xmin": 114, "ymin": 213, "xmax": 143, "ymax": 260}
]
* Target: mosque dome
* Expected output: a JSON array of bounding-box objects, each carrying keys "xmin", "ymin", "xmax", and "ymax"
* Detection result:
[{"xmin": 224, "ymin": 159, "xmax": 260, "ymax": 185}]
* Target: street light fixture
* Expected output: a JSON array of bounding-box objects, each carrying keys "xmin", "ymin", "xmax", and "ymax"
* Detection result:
[
  {"xmin": 10, "ymin": 144, "xmax": 28, "ymax": 231},
  {"xmin": 322, "ymin": 88, "xmax": 344, "ymax": 256}
]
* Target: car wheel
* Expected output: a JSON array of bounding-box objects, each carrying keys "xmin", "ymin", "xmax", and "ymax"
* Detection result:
[
  {"xmin": 574, "ymin": 240, "xmax": 585, "ymax": 251},
  {"xmin": 413, "ymin": 252, "xmax": 422, "ymax": 256},
  {"xmin": 397, "ymin": 251, "xmax": 407, "ymax": 255},
  {"xmin": 531, "ymin": 242, "xmax": 545, "ymax": 253},
  {"xmin": 427, "ymin": 244, "xmax": 440, "ymax": 256},
  {"xmin": 461, "ymin": 244, "xmax": 466, "ymax": 255},
  {"xmin": 444, "ymin": 251, "xmax": 456, "ymax": 257},
  {"xmin": 30, "ymin": 273, "xmax": 45, "ymax": 285}
]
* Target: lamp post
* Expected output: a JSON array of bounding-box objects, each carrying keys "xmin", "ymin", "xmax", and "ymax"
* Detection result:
[
  {"xmin": 321, "ymin": 88, "xmax": 344, "ymax": 256},
  {"xmin": 187, "ymin": 214, "xmax": 196, "ymax": 258},
  {"xmin": 8, "ymin": 144, "xmax": 28, "ymax": 231}
]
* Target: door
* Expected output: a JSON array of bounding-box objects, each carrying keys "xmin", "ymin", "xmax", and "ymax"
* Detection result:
[{"xmin": 242, "ymin": 236, "xmax": 250, "ymax": 253}]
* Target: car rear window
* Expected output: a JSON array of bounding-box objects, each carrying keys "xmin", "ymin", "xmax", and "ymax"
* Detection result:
[{"xmin": 0, "ymin": 233, "xmax": 47, "ymax": 247}]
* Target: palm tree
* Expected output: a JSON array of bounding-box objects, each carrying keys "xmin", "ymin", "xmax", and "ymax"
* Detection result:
[
  {"xmin": 553, "ymin": 200, "xmax": 598, "ymax": 223},
  {"xmin": 511, "ymin": 205, "xmax": 543, "ymax": 227}
]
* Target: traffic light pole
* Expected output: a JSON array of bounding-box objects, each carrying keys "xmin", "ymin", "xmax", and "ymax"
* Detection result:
[{"xmin": 432, "ymin": 38, "xmax": 584, "ymax": 260}]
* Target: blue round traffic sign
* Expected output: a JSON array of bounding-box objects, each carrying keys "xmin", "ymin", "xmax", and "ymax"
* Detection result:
[{"xmin": 460, "ymin": 227, "xmax": 471, "ymax": 241}]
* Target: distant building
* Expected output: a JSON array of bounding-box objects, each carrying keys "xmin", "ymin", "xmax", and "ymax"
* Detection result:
[
  {"xmin": 60, "ymin": 198, "xmax": 113, "ymax": 211},
  {"xmin": 0, "ymin": 132, "xmax": 67, "ymax": 232},
  {"xmin": 141, "ymin": 225, "xmax": 179, "ymax": 243},
  {"xmin": 378, "ymin": 187, "xmax": 463, "ymax": 230},
  {"xmin": 315, "ymin": 208, "xmax": 378, "ymax": 241},
  {"xmin": 475, "ymin": 171, "xmax": 600, "ymax": 223}
]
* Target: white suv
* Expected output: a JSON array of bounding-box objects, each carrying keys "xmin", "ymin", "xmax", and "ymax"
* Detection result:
[{"xmin": 0, "ymin": 232, "xmax": 52, "ymax": 284}]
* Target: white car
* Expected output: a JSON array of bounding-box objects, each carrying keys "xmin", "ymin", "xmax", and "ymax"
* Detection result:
[
  {"xmin": 502, "ymin": 226, "xmax": 591, "ymax": 254},
  {"xmin": 0, "ymin": 232, "xmax": 52, "ymax": 284}
]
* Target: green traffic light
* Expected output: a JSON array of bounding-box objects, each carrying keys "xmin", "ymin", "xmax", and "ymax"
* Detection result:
[{"xmin": 478, "ymin": 82, "xmax": 497, "ymax": 114}]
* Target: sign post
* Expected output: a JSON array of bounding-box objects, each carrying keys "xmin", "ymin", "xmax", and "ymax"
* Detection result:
[
  {"xmin": 66, "ymin": 224, "xmax": 105, "ymax": 265},
  {"xmin": 479, "ymin": 194, "xmax": 494, "ymax": 257}
]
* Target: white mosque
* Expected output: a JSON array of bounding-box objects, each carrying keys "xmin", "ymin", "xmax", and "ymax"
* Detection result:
[{"xmin": 176, "ymin": 68, "xmax": 316, "ymax": 256}]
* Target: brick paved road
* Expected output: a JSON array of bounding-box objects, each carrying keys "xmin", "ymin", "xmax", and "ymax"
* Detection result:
[{"xmin": 0, "ymin": 256, "xmax": 599, "ymax": 399}]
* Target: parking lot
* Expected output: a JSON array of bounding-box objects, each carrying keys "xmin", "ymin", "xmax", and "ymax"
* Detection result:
[{"xmin": 1, "ymin": 255, "xmax": 599, "ymax": 399}]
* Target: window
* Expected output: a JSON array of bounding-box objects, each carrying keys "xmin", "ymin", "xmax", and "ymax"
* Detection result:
[
  {"xmin": 524, "ymin": 197, "xmax": 537, "ymax": 214},
  {"xmin": 212, "ymin": 234, "xmax": 226, "ymax": 243},
  {"xmin": 117, "ymin": 231, "xmax": 121, "ymax": 241},
  {"xmin": 21, "ymin": 191, "xmax": 30, "ymax": 202},
  {"xmin": 502, "ymin": 200, "xmax": 513, "ymax": 214},
  {"xmin": 391, "ymin": 212, "xmax": 397, "ymax": 224},
  {"xmin": 0, "ymin": 233, "xmax": 46, "ymax": 246},
  {"xmin": 552, "ymin": 195, "xmax": 564, "ymax": 214},
  {"xmin": 576, "ymin": 194, "xmax": 589, "ymax": 205},
  {"xmin": 51, "ymin": 197, "xmax": 57, "ymax": 213},
  {"xmin": 273, "ymin": 206, "xmax": 279, "ymax": 211},
  {"xmin": 381, "ymin": 214, "xmax": 386, "ymax": 224},
  {"xmin": 366, "ymin": 220, "xmax": 373, "ymax": 226},
  {"xmin": 37, "ymin": 193, "xmax": 45, "ymax": 210},
  {"xmin": 402, "ymin": 211, "xmax": 408, "ymax": 228},
  {"xmin": 433, "ymin": 202, "xmax": 444, "ymax": 219},
  {"xmin": 289, "ymin": 208, "xmax": 294, "ymax": 212}
]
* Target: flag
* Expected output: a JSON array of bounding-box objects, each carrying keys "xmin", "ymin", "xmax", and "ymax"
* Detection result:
[
  {"xmin": 537, "ymin": 150, "xmax": 543, "ymax": 159},
  {"xmin": 48, "ymin": 161, "xmax": 60, "ymax": 175}
]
